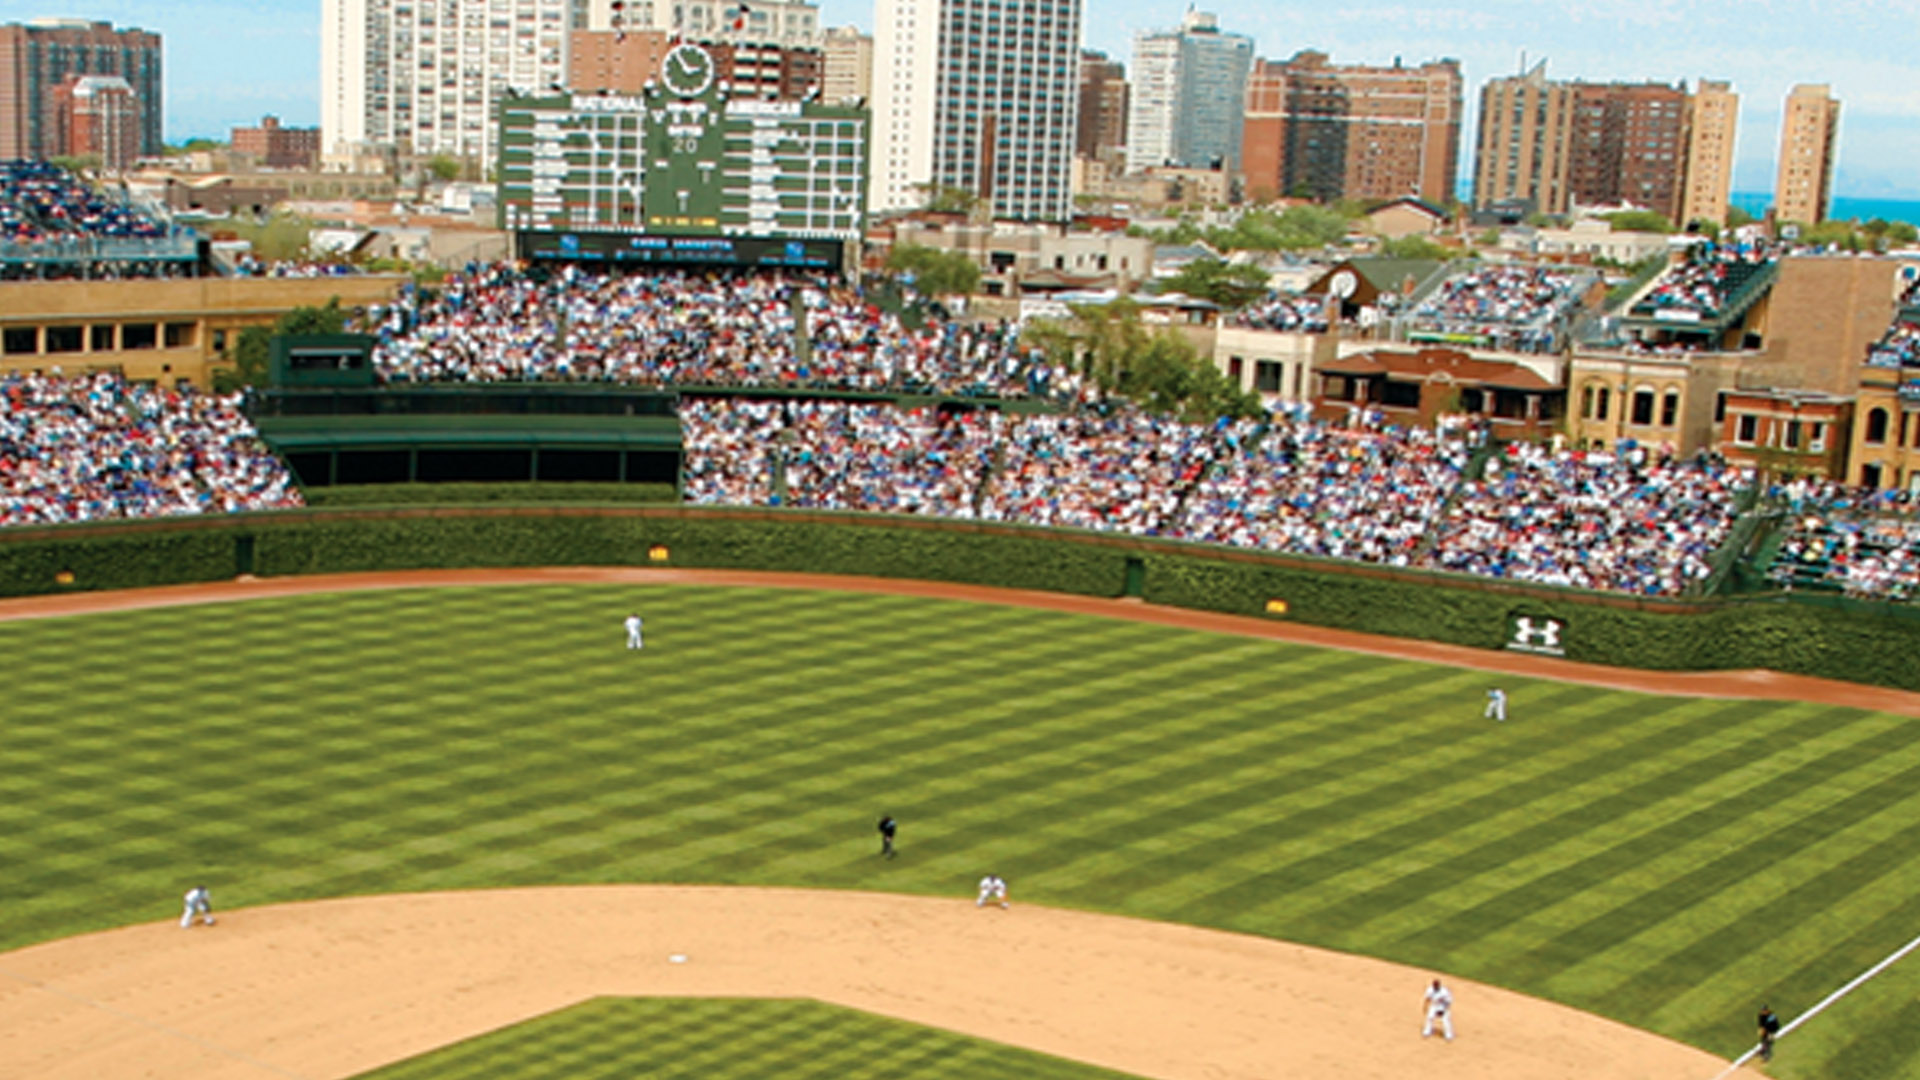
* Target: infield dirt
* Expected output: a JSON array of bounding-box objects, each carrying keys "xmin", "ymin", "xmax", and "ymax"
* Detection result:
[{"xmin": 0, "ymin": 566, "xmax": 1877, "ymax": 1080}]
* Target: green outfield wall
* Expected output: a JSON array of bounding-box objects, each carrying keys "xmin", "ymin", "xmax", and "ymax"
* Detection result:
[{"xmin": 1, "ymin": 506, "xmax": 1915, "ymax": 690}]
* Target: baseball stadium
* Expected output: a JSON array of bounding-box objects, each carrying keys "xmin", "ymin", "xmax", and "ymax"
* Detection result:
[{"xmin": 11, "ymin": 155, "xmax": 1920, "ymax": 1080}]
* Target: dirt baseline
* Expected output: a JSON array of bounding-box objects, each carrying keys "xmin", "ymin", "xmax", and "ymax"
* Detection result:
[
  {"xmin": 0, "ymin": 886, "xmax": 1726, "ymax": 1080},
  {"xmin": 0, "ymin": 565, "xmax": 1878, "ymax": 1080}
]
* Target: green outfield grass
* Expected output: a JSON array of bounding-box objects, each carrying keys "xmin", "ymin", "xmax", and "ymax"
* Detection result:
[
  {"xmin": 4, "ymin": 583, "xmax": 1920, "ymax": 1079},
  {"xmin": 351, "ymin": 997, "xmax": 1143, "ymax": 1080}
]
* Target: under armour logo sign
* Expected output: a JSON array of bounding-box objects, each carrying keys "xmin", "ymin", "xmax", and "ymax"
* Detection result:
[{"xmin": 1508, "ymin": 616, "xmax": 1565, "ymax": 655}]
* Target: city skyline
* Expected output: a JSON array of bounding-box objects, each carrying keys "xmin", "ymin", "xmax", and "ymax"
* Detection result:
[{"xmin": 17, "ymin": 0, "xmax": 1920, "ymax": 202}]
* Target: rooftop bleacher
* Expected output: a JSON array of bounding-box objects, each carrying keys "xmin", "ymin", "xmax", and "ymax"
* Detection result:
[
  {"xmin": 1625, "ymin": 240, "xmax": 1782, "ymax": 329},
  {"xmin": 0, "ymin": 160, "xmax": 198, "ymax": 275},
  {"xmin": 1404, "ymin": 264, "xmax": 1593, "ymax": 354}
]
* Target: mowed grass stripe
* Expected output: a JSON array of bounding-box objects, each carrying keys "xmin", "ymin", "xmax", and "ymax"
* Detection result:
[
  {"xmin": 350, "ymin": 997, "xmax": 1147, "ymax": 1080},
  {"xmin": 7, "ymin": 584, "xmax": 1920, "ymax": 1076}
]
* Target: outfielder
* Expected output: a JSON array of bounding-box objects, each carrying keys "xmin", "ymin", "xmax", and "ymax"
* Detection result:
[
  {"xmin": 976, "ymin": 874, "xmax": 1009, "ymax": 909},
  {"xmin": 1422, "ymin": 978, "xmax": 1454, "ymax": 1040},
  {"xmin": 1485, "ymin": 687, "xmax": 1508, "ymax": 722},
  {"xmin": 624, "ymin": 612, "xmax": 644, "ymax": 650},
  {"xmin": 180, "ymin": 885, "xmax": 214, "ymax": 929}
]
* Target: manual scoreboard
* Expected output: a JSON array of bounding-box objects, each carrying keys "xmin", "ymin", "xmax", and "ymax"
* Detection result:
[{"xmin": 497, "ymin": 44, "xmax": 868, "ymax": 246}]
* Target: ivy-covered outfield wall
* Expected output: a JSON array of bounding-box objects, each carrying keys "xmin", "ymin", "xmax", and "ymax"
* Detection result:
[{"xmin": 1, "ymin": 506, "xmax": 1916, "ymax": 690}]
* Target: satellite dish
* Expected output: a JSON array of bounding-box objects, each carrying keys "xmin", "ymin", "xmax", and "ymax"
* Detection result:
[{"xmin": 1329, "ymin": 269, "xmax": 1359, "ymax": 299}]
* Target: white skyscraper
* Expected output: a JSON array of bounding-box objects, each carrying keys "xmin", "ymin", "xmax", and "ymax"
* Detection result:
[
  {"xmin": 321, "ymin": 0, "xmax": 572, "ymax": 165},
  {"xmin": 870, "ymin": 0, "xmax": 1082, "ymax": 221},
  {"xmin": 1126, "ymin": 30, "xmax": 1179, "ymax": 173},
  {"xmin": 585, "ymin": 0, "xmax": 822, "ymax": 48},
  {"xmin": 1127, "ymin": 11, "xmax": 1252, "ymax": 174}
]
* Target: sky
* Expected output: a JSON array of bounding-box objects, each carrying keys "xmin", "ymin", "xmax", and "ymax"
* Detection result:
[{"xmin": 13, "ymin": 0, "xmax": 1920, "ymax": 200}]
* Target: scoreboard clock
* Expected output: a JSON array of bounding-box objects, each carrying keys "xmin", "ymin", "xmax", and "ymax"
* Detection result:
[{"xmin": 496, "ymin": 53, "xmax": 870, "ymax": 246}]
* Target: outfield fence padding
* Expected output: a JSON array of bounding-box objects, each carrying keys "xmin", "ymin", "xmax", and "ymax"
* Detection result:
[{"xmin": 1, "ymin": 505, "xmax": 1917, "ymax": 691}]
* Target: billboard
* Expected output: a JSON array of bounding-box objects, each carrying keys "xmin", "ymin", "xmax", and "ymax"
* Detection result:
[
  {"xmin": 497, "ymin": 48, "xmax": 868, "ymax": 243},
  {"xmin": 515, "ymin": 231, "xmax": 845, "ymax": 268}
]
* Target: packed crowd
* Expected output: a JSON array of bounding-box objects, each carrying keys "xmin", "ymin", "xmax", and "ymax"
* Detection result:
[
  {"xmin": 1407, "ymin": 265, "xmax": 1587, "ymax": 354},
  {"xmin": 230, "ymin": 254, "xmax": 361, "ymax": 278},
  {"xmin": 1868, "ymin": 321, "xmax": 1920, "ymax": 368},
  {"xmin": 0, "ymin": 372, "xmax": 303, "ymax": 527},
  {"xmin": 1177, "ymin": 417, "xmax": 1471, "ymax": 564},
  {"xmin": 360, "ymin": 264, "xmax": 1068, "ymax": 398},
  {"xmin": 1228, "ymin": 294, "xmax": 1335, "ymax": 333},
  {"xmin": 1630, "ymin": 241, "xmax": 1781, "ymax": 320},
  {"xmin": 681, "ymin": 390, "xmax": 1755, "ymax": 596},
  {"xmin": 1766, "ymin": 480, "xmax": 1920, "ymax": 599},
  {"xmin": 0, "ymin": 161, "xmax": 169, "ymax": 244},
  {"xmin": 982, "ymin": 410, "xmax": 1219, "ymax": 533},
  {"xmin": 1421, "ymin": 442, "xmax": 1749, "ymax": 595}
]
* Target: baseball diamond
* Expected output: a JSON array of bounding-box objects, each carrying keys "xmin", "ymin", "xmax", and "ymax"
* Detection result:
[{"xmin": 3, "ymin": 571, "xmax": 1920, "ymax": 1079}]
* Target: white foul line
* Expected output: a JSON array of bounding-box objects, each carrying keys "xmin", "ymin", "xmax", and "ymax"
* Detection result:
[{"xmin": 1708, "ymin": 925, "xmax": 1920, "ymax": 1080}]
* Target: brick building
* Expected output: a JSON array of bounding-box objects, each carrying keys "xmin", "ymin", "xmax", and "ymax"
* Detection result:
[
  {"xmin": 1077, "ymin": 50, "xmax": 1128, "ymax": 163},
  {"xmin": 51, "ymin": 75, "xmax": 141, "ymax": 170},
  {"xmin": 0, "ymin": 18, "xmax": 162, "ymax": 160},
  {"xmin": 231, "ymin": 115, "xmax": 322, "ymax": 170},
  {"xmin": 1471, "ymin": 65, "xmax": 1736, "ymax": 226},
  {"xmin": 1240, "ymin": 51, "xmax": 1462, "ymax": 206},
  {"xmin": 567, "ymin": 29, "xmax": 673, "ymax": 95},
  {"xmin": 709, "ymin": 41, "xmax": 822, "ymax": 100},
  {"xmin": 1567, "ymin": 81, "xmax": 1690, "ymax": 222},
  {"xmin": 1775, "ymin": 83, "xmax": 1840, "ymax": 226}
]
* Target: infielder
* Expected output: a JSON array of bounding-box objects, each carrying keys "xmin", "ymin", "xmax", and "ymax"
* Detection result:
[
  {"xmin": 624, "ymin": 612, "xmax": 644, "ymax": 650},
  {"xmin": 180, "ymin": 885, "xmax": 214, "ymax": 929},
  {"xmin": 1422, "ymin": 978, "xmax": 1454, "ymax": 1040},
  {"xmin": 976, "ymin": 874, "xmax": 1009, "ymax": 909},
  {"xmin": 1485, "ymin": 687, "xmax": 1508, "ymax": 722}
]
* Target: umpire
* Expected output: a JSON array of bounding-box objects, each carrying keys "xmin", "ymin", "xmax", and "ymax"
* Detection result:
[
  {"xmin": 877, "ymin": 815, "xmax": 897, "ymax": 859},
  {"xmin": 1758, "ymin": 1004, "xmax": 1781, "ymax": 1061}
]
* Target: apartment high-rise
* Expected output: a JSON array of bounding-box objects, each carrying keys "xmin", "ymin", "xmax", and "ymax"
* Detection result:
[
  {"xmin": 322, "ymin": 0, "xmax": 571, "ymax": 165},
  {"xmin": 587, "ymin": 0, "xmax": 820, "ymax": 48},
  {"xmin": 231, "ymin": 115, "xmax": 323, "ymax": 170},
  {"xmin": 1125, "ymin": 12, "xmax": 1251, "ymax": 174},
  {"xmin": 871, "ymin": 0, "xmax": 1081, "ymax": 221},
  {"xmin": 1473, "ymin": 61, "xmax": 1575, "ymax": 214},
  {"xmin": 51, "ymin": 75, "xmax": 141, "ymax": 170},
  {"xmin": 1469, "ymin": 65, "xmax": 1739, "ymax": 226},
  {"xmin": 1681, "ymin": 79, "xmax": 1738, "ymax": 227},
  {"xmin": 1568, "ymin": 81, "xmax": 1690, "ymax": 220},
  {"xmin": 1775, "ymin": 83, "xmax": 1840, "ymax": 225},
  {"xmin": 0, "ymin": 19, "xmax": 162, "ymax": 161},
  {"xmin": 1077, "ymin": 50, "xmax": 1128, "ymax": 162},
  {"xmin": 821, "ymin": 26, "xmax": 872, "ymax": 106},
  {"xmin": 1241, "ymin": 50, "xmax": 1461, "ymax": 206}
]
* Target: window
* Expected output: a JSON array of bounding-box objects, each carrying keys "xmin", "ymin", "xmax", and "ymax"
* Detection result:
[
  {"xmin": 1785, "ymin": 420, "xmax": 1802, "ymax": 450},
  {"xmin": 1811, "ymin": 422, "xmax": 1827, "ymax": 452},
  {"xmin": 1581, "ymin": 384, "xmax": 1595, "ymax": 418},
  {"xmin": 1595, "ymin": 386, "xmax": 1610, "ymax": 420},
  {"xmin": 1735, "ymin": 415, "xmax": 1758, "ymax": 445},
  {"xmin": 3, "ymin": 327, "xmax": 37, "ymax": 355},
  {"xmin": 1254, "ymin": 360, "xmax": 1283, "ymax": 392},
  {"xmin": 122, "ymin": 323, "xmax": 158, "ymax": 350},
  {"xmin": 164, "ymin": 322, "xmax": 196, "ymax": 348},
  {"xmin": 1661, "ymin": 391, "xmax": 1679, "ymax": 427},
  {"xmin": 1866, "ymin": 407, "xmax": 1889, "ymax": 445},
  {"xmin": 1631, "ymin": 389, "xmax": 1655, "ymax": 426},
  {"xmin": 44, "ymin": 325, "xmax": 83, "ymax": 353}
]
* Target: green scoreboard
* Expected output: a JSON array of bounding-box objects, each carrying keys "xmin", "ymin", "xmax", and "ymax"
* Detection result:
[{"xmin": 497, "ymin": 42, "xmax": 868, "ymax": 257}]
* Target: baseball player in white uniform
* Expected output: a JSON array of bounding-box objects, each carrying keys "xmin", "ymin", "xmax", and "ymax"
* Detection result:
[
  {"xmin": 1422, "ymin": 978, "xmax": 1454, "ymax": 1040},
  {"xmin": 624, "ymin": 612, "xmax": 644, "ymax": 650},
  {"xmin": 1485, "ymin": 688, "xmax": 1507, "ymax": 722},
  {"xmin": 976, "ymin": 874, "xmax": 1009, "ymax": 909},
  {"xmin": 180, "ymin": 885, "xmax": 214, "ymax": 928}
]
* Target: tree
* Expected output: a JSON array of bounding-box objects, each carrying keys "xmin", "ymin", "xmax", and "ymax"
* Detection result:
[
  {"xmin": 1473, "ymin": 228, "xmax": 1502, "ymax": 248},
  {"xmin": 1199, "ymin": 205, "xmax": 1348, "ymax": 253},
  {"xmin": 217, "ymin": 301, "xmax": 351, "ymax": 391},
  {"xmin": 1890, "ymin": 222, "xmax": 1920, "ymax": 246},
  {"xmin": 50, "ymin": 153, "xmax": 102, "ymax": 175},
  {"xmin": 425, "ymin": 154, "xmax": 462, "ymax": 182},
  {"xmin": 886, "ymin": 244, "xmax": 981, "ymax": 298},
  {"xmin": 1725, "ymin": 205, "xmax": 1757, "ymax": 229},
  {"xmin": 1379, "ymin": 234, "xmax": 1450, "ymax": 260},
  {"xmin": 1603, "ymin": 210, "xmax": 1675, "ymax": 234},
  {"xmin": 1022, "ymin": 300, "xmax": 1262, "ymax": 422},
  {"xmin": 1160, "ymin": 258, "xmax": 1269, "ymax": 310},
  {"xmin": 913, "ymin": 183, "xmax": 980, "ymax": 216}
]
